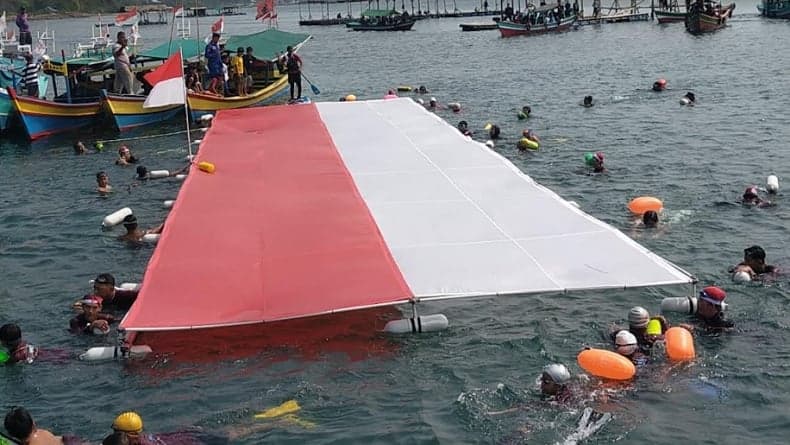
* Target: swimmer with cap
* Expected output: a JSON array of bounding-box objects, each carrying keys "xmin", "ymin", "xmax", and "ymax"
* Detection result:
[
  {"xmin": 584, "ymin": 151, "xmax": 605, "ymax": 173},
  {"xmin": 680, "ymin": 286, "xmax": 734, "ymax": 332},
  {"xmin": 69, "ymin": 295, "xmax": 115, "ymax": 335},
  {"xmin": 730, "ymin": 245, "xmax": 777, "ymax": 280},
  {"xmin": 642, "ymin": 210, "xmax": 658, "ymax": 228},
  {"xmin": 96, "ymin": 172, "xmax": 112, "ymax": 194},
  {"xmin": 540, "ymin": 363, "xmax": 573, "ymax": 401},
  {"xmin": 417, "ymin": 85, "xmax": 429, "ymax": 94},
  {"xmin": 91, "ymin": 273, "xmax": 139, "ymax": 311},
  {"xmin": 610, "ymin": 306, "xmax": 668, "ymax": 355},
  {"xmin": 652, "ymin": 79, "xmax": 666, "ymax": 92},
  {"xmin": 118, "ymin": 215, "xmax": 164, "ymax": 243},
  {"xmin": 427, "ymin": 97, "xmax": 438, "ymax": 109},
  {"xmin": 741, "ymin": 186, "xmax": 772, "ymax": 208},
  {"xmin": 488, "ymin": 124, "xmax": 501, "ymax": 140},
  {"xmin": 109, "ymin": 410, "xmax": 272, "ymax": 444},
  {"xmin": 682, "ymin": 92, "xmax": 695, "ymax": 105},
  {"xmin": 4, "ymin": 407, "xmax": 82, "ymax": 445},
  {"xmin": 457, "ymin": 121, "xmax": 472, "ymax": 137},
  {"xmin": 582, "ymin": 96, "xmax": 594, "ymax": 107},
  {"xmin": 614, "ymin": 330, "xmax": 648, "ymax": 367},
  {"xmin": 115, "ymin": 145, "xmax": 139, "ymax": 166},
  {"xmin": 0, "ymin": 324, "xmax": 37, "ymax": 364}
]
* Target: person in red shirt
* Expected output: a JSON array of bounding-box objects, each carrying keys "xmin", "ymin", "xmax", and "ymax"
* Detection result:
[{"xmin": 281, "ymin": 46, "xmax": 302, "ymax": 101}]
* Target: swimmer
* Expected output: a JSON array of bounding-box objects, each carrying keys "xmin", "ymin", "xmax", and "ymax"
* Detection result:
[
  {"xmin": 584, "ymin": 151, "xmax": 605, "ymax": 173},
  {"xmin": 729, "ymin": 245, "xmax": 777, "ymax": 279},
  {"xmin": 69, "ymin": 295, "xmax": 115, "ymax": 335},
  {"xmin": 109, "ymin": 411, "xmax": 273, "ymax": 444},
  {"xmin": 4, "ymin": 407, "xmax": 82, "ymax": 445},
  {"xmin": 614, "ymin": 330, "xmax": 648, "ymax": 367},
  {"xmin": 96, "ymin": 171, "xmax": 112, "ymax": 194},
  {"xmin": 741, "ymin": 186, "xmax": 772, "ymax": 207},
  {"xmin": 115, "ymin": 145, "xmax": 139, "ymax": 166},
  {"xmin": 680, "ymin": 286, "xmax": 734, "ymax": 332},
  {"xmin": 102, "ymin": 432, "xmax": 130, "ymax": 445},
  {"xmin": 0, "ymin": 324, "xmax": 37, "ymax": 364},
  {"xmin": 488, "ymin": 124, "xmax": 501, "ymax": 139},
  {"xmin": 457, "ymin": 120, "xmax": 472, "ymax": 136},
  {"xmin": 540, "ymin": 363, "xmax": 573, "ymax": 401},
  {"xmin": 610, "ymin": 306, "xmax": 668, "ymax": 355},
  {"xmin": 642, "ymin": 210, "xmax": 659, "ymax": 228},
  {"xmin": 683, "ymin": 91, "xmax": 695, "ymax": 104},
  {"xmin": 582, "ymin": 95, "xmax": 594, "ymax": 107},
  {"xmin": 652, "ymin": 79, "xmax": 666, "ymax": 92},
  {"xmin": 417, "ymin": 85, "xmax": 429, "ymax": 94},
  {"xmin": 135, "ymin": 164, "xmax": 189, "ymax": 181},
  {"xmin": 522, "ymin": 105, "xmax": 531, "ymax": 117},
  {"xmin": 135, "ymin": 166, "xmax": 148, "ymax": 180},
  {"xmin": 73, "ymin": 141, "xmax": 88, "ymax": 155},
  {"xmin": 117, "ymin": 214, "xmax": 164, "ymax": 243},
  {"xmin": 522, "ymin": 129, "xmax": 540, "ymax": 143},
  {"xmin": 428, "ymin": 97, "xmax": 438, "ymax": 109},
  {"xmin": 90, "ymin": 273, "xmax": 139, "ymax": 310}
]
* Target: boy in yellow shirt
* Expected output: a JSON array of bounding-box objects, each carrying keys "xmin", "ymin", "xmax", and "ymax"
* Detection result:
[{"xmin": 232, "ymin": 47, "xmax": 246, "ymax": 96}]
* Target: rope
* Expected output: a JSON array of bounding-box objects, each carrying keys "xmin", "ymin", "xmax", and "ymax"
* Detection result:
[{"xmin": 96, "ymin": 127, "xmax": 205, "ymax": 145}]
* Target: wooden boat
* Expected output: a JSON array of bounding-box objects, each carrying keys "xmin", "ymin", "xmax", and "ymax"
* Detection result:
[
  {"xmin": 0, "ymin": 88, "xmax": 11, "ymax": 131},
  {"xmin": 685, "ymin": 0, "xmax": 734, "ymax": 33},
  {"xmin": 459, "ymin": 22, "xmax": 499, "ymax": 30},
  {"xmin": 347, "ymin": 19, "xmax": 416, "ymax": 30},
  {"xmin": 187, "ymin": 75, "xmax": 290, "ymax": 122},
  {"xmin": 497, "ymin": 7, "xmax": 577, "ymax": 37},
  {"xmin": 655, "ymin": 9, "xmax": 687, "ymax": 22},
  {"xmin": 101, "ymin": 89, "xmax": 183, "ymax": 131},
  {"xmin": 346, "ymin": 9, "xmax": 417, "ymax": 31},
  {"xmin": 757, "ymin": 0, "xmax": 790, "ymax": 18},
  {"xmin": 7, "ymin": 87, "xmax": 100, "ymax": 140}
]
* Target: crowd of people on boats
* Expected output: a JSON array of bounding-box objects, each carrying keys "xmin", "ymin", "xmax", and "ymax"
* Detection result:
[{"xmin": 503, "ymin": 0, "xmax": 580, "ymax": 23}]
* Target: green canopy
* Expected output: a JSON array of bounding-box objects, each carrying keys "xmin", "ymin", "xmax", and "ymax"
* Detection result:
[
  {"xmin": 360, "ymin": 9, "xmax": 399, "ymax": 17},
  {"xmin": 140, "ymin": 29, "xmax": 312, "ymax": 61}
]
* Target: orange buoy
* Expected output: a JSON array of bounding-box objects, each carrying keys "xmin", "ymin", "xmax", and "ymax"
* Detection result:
[
  {"xmin": 628, "ymin": 196, "xmax": 663, "ymax": 215},
  {"xmin": 665, "ymin": 326, "xmax": 695, "ymax": 361},
  {"xmin": 577, "ymin": 348, "xmax": 636, "ymax": 381}
]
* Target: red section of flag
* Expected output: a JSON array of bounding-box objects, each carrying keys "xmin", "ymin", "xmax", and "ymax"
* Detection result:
[
  {"xmin": 114, "ymin": 8, "xmax": 139, "ymax": 27},
  {"xmin": 210, "ymin": 16, "xmax": 224, "ymax": 33},
  {"xmin": 256, "ymin": 0, "xmax": 277, "ymax": 20},
  {"xmin": 143, "ymin": 51, "xmax": 183, "ymax": 87}
]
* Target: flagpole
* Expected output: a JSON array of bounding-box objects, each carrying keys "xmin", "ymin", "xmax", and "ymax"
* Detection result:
[
  {"xmin": 167, "ymin": 6, "xmax": 177, "ymax": 56},
  {"xmin": 179, "ymin": 48, "xmax": 193, "ymax": 158},
  {"xmin": 194, "ymin": 0, "xmax": 201, "ymax": 56}
]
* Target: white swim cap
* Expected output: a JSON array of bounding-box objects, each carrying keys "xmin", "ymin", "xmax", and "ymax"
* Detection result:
[
  {"xmin": 543, "ymin": 363, "xmax": 571, "ymax": 384},
  {"xmin": 615, "ymin": 330, "xmax": 638, "ymax": 356},
  {"xmin": 628, "ymin": 306, "xmax": 650, "ymax": 328}
]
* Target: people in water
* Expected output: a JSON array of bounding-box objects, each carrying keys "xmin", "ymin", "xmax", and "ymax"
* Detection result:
[
  {"xmin": 730, "ymin": 245, "xmax": 776, "ymax": 279},
  {"xmin": 540, "ymin": 363, "xmax": 572, "ymax": 401},
  {"xmin": 417, "ymin": 85, "xmax": 429, "ymax": 94},
  {"xmin": 682, "ymin": 91, "xmax": 695, "ymax": 104},
  {"xmin": 741, "ymin": 186, "xmax": 772, "ymax": 207},
  {"xmin": 681, "ymin": 286, "xmax": 734, "ymax": 332},
  {"xmin": 118, "ymin": 214, "xmax": 164, "ymax": 243},
  {"xmin": 115, "ymin": 145, "xmax": 139, "ymax": 166},
  {"xmin": 488, "ymin": 124, "xmax": 501, "ymax": 139},
  {"xmin": 610, "ymin": 306, "xmax": 668, "ymax": 355},
  {"xmin": 652, "ymin": 79, "xmax": 667, "ymax": 92},
  {"xmin": 4, "ymin": 407, "xmax": 82, "ymax": 445},
  {"xmin": 522, "ymin": 129, "xmax": 540, "ymax": 143},
  {"xmin": 73, "ymin": 141, "xmax": 89, "ymax": 155},
  {"xmin": 428, "ymin": 97, "xmax": 438, "ymax": 109},
  {"xmin": 457, "ymin": 121, "xmax": 472, "ymax": 137},
  {"xmin": 582, "ymin": 95, "xmax": 594, "ymax": 107},
  {"xmin": 614, "ymin": 330, "xmax": 648, "ymax": 366},
  {"xmin": 584, "ymin": 151, "xmax": 605, "ymax": 173},
  {"xmin": 135, "ymin": 165, "xmax": 189, "ymax": 180},
  {"xmin": 0, "ymin": 323, "xmax": 37, "ymax": 364},
  {"xmin": 106, "ymin": 410, "xmax": 270, "ymax": 444},
  {"xmin": 90, "ymin": 273, "xmax": 140, "ymax": 311},
  {"xmin": 518, "ymin": 106, "xmax": 531, "ymax": 120},
  {"xmin": 642, "ymin": 210, "xmax": 659, "ymax": 228},
  {"xmin": 96, "ymin": 172, "xmax": 112, "ymax": 194},
  {"xmin": 69, "ymin": 295, "xmax": 115, "ymax": 335}
]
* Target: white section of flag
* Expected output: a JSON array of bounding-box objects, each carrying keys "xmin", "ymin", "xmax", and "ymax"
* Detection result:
[
  {"xmin": 173, "ymin": 6, "xmax": 184, "ymax": 17},
  {"xmin": 143, "ymin": 51, "xmax": 185, "ymax": 108}
]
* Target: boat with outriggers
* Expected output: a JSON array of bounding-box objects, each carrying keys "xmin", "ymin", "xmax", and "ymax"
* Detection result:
[
  {"xmin": 757, "ymin": 0, "xmax": 790, "ymax": 18},
  {"xmin": 497, "ymin": 4, "xmax": 577, "ymax": 37},
  {"xmin": 346, "ymin": 9, "xmax": 417, "ymax": 31},
  {"xmin": 684, "ymin": 0, "xmax": 735, "ymax": 33}
]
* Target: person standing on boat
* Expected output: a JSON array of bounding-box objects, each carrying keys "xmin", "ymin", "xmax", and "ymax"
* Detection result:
[
  {"xmin": 205, "ymin": 33, "xmax": 223, "ymax": 95},
  {"xmin": 113, "ymin": 31, "xmax": 135, "ymax": 95},
  {"xmin": 243, "ymin": 47, "xmax": 260, "ymax": 90},
  {"xmin": 15, "ymin": 7, "xmax": 32, "ymax": 46},
  {"xmin": 593, "ymin": 0, "xmax": 601, "ymax": 16},
  {"xmin": 283, "ymin": 46, "xmax": 303, "ymax": 102},
  {"xmin": 22, "ymin": 53, "xmax": 40, "ymax": 98},
  {"xmin": 232, "ymin": 47, "xmax": 246, "ymax": 96}
]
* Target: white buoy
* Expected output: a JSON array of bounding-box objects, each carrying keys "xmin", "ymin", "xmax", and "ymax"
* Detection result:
[
  {"xmin": 92, "ymin": 325, "xmax": 111, "ymax": 336},
  {"xmin": 384, "ymin": 314, "xmax": 448, "ymax": 334},
  {"xmin": 201, "ymin": 128, "xmax": 209, "ymax": 133},
  {"xmin": 661, "ymin": 296, "xmax": 698, "ymax": 315},
  {"xmin": 192, "ymin": 139, "xmax": 202, "ymax": 145},
  {"xmin": 148, "ymin": 170, "xmax": 170, "ymax": 179},
  {"xmin": 199, "ymin": 114, "xmax": 214, "ymax": 123},
  {"xmin": 767, "ymin": 175, "xmax": 779, "ymax": 194},
  {"xmin": 732, "ymin": 270, "xmax": 752, "ymax": 283},
  {"xmin": 118, "ymin": 282, "xmax": 141, "ymax": 291},
  {"xmin": 102, "ymin": 207, "xmax": 133, "ymax": 228},
  {"xmin": 448, "ymin": 102, "xmax": 461, "ymax": 112},
  {"xmin": 163, "ymin": 200, "xmax": 175, "ymax": 209},
  {"xmin": 567, "ymin": 200, "xmax": 580, "ymax": 208},
  {"xmin": 142, "ymin": 233, "xmax": 160, "ymax": 244},
  {"xmin": 485, "ymin": 140, "xmax": 495, "ymax": 148},
  {"xmin": 415, "ymin": 98, "xmax": 424, "ymax": 105},
  {"xmin": 680, "ymin": 97, "xmax": 691, "ymax": 105},
  {"xmin": 185, "ymin": 155, "xmax": 195, "ymax": 162},
  {"xmin": 78, "ymin": 345, "xmax": 152, "ymax": 361},
  {"xmin": 175, "ymin": 174, "xmax": 187, "ymax": 181}
]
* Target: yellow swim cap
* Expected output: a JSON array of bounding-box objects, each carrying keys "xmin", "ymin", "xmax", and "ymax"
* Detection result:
[
  {"xmin": 112, "ymin": 412, "xmax": 143, "ymax": 433},
  {"xmin": 646, "ymin": 319, "xmax": 662, "ymax": 336}
]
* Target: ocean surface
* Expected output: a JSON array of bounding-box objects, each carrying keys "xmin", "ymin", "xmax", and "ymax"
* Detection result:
[{"xmin": 2, "ymin": 1, "xmax": 790, "ymax": 443}]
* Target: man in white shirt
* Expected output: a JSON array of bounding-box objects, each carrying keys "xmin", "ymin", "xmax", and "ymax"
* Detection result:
[{"xmin": 112, "ymin": 31, "xmax": 135, "ymax": 94}]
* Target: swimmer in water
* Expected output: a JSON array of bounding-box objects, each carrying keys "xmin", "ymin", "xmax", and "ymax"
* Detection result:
[
  {"xmin": 91, "ymin": 273, "xmax": 139, "ymax": 311},
  {"xmin": 741, "ymin": 186, "xmax": 772, "ymax": 207},
  {"xmin": 69, "ymin": 295, "xmax": 115, "ymax": 335},
  {"xmin": 729, "ymin": 245, "xmax": 777, "ymax": 279},
  {"xmin": 457, "ymin": 120, "xmax": 472, "ymax": 136},
  {"xmin": 96, "ymin": 171, "xmax": 112, "ymax": 194},
  {"xmin": 584, "ymin": 151, "xmax": 605, "ymax": 173},
  {"xmin": 417, "ymin": 85, "xmax": 429, "ymax": 94},
  {"xmin": 115, "ymin": 145, "xmax": 139, "ymax": 166},
  {"xmin": 488, "ymin": 124, "xmax": 501, "ymax": 139},
  {"xmin": 522, "ymin": 129, "xmax": 540, "ymax": 143},
  {"xmin": 680, "ymin": 286, "xmax": 734, "ymax": 332},
  {"xmin": 109, "ymin": 410, "xmax": 274, "ymax": 444},
  {"xmin": 428, "ymin": 97, "xmax": 438, "ymax": 109},
  {"xmin": 582, "ymin": 95, "xmax": 594, "ymax": 107},
  {"xmin": 4, "ymin": 407, "xmax": 83, "ymax": 445},
  {"xmin": 643, "ymin": 210, "xmax": 659, "ymax": 228},
  {"xmin": 73, "ymin": 141, "xmax": 88, "ymax": 155},
  {"xmin": 540, "ymin": 363, "xmax": 573, "ymax": 401},
  {"xmin": 0, "ymin": 324, "xmax": 37, "ymax": 364},
  {"xmin": 609, "ymin": 306, "xmax": 668, "ymax": 356},
  {"xmin": 522, "ymin": 105, "xmax": 531, "ymax": 117},
  {"xmin": 652, "ymin": 79, "xmax": 666, "ymax": 92},
  {"xmin": 614, "ymin": 330, "xmax": 648, "ymax": 367},
  {"xmin": 117, "ymin": 214, "xmax": 164, "ymax": 243},
  {"xmin": 683, "ymin": 91, "xmax": 695, "ymax": 104}
]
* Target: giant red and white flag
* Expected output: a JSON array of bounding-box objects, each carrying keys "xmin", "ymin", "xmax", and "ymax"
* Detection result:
[
  {"xmin": 203, "ymin": 16, "xmax": 224, "ymax": 43},
  {"xmin": 143, "ymin": 51, "xmax": 185, "ymax": 108},
  {"xmin": 173, "ymin": 6, "xmax": 184, "ymax": 17},
  {"xmin": 115, "ymin": 8, "xmax": 140, "ymax": 27},
  {"xmin": 256, "ymin": 0, "xmax": 277, "ymax": 20}
]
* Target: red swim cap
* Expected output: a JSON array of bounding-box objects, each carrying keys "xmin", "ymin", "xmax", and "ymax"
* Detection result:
[{"xmin": 700, "ymin": 286, "xmax": 726, "ymax": 305}]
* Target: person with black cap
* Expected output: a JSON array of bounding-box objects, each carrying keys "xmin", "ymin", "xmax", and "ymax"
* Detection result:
[
  {"xmin": 457, "ymin": 121, "xmax": 472, "ymax": 137},
  {"xmin": 730, "ymin": 245, "xmax": 777, "ymax": 280},
  {"xmin": 0, "ymin": 324, "xmax": 37, "ymax": 364},
  {"xmin": 91, "ymin": 273, "xmax": 139, "ymax": 311},
  {"xmin": 118, "ymin": 214, "xmax": 163, "ymax": 243},
  {"xmin": 642, "ymin": 210, "xmax": 659, "ymax": 228}
]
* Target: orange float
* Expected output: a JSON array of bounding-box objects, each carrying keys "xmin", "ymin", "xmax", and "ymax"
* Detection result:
[
  {"xmin": 665, "ymin": 326, "xmax": 695, "ymax": 361},
  {"xmin": 628, "ymin": 196, "xmax": 663, "ymax": 215},
  {"xmin": 577, "ymin": 348, "xmax": 636, "ymax": 381}
]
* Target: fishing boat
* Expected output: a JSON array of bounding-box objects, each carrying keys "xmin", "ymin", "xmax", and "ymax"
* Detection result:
[
  {"xmin": 459, "ymin": 22, "xmax": 499, "ymax": 30},
  {"xmin": 654, "ymin": 9, "xmax": 687, "ymax": 22},
  {"xmin": 757, "ymin": 0, "xmax": 790, "ymax": 18},
  {"xmin": 0, "ymin": 88, "xmax": 11, "ymax": 131},
  {"xmin": 112, "ymin": 98, "xmax": 694, "ymax": 360},
  {"xmin": 346, "ymin": 9, "xmax": 417, "ymax": 31},
  {"xmin": 7, "ymin": 88, "xmax": 101, "ymax": 140},
  {"xmin": 684, "ymin": 0, "xmax": 734, "ymax": 34},
  {"xmin": 187, "ymin": 75, "xmax": 289, "ymax": 121},
  {"xmin": 497, "ymin": 6, "xmax": 577, "ymax": 37},
  {"xmin": 101, "ymin": 89, "xmax": 182, "ymax": 131}
]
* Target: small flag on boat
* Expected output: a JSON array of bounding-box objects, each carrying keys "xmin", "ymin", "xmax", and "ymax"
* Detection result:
[
  {"xmin": 203, "ymin": 16, "xmax": 224, "ymax": 43},
  {"xmin": 173, "ymin": 5, "xmax": 184, "ymax": 17},
  {"xmin": 115, "ymin": 8, "xmax": 140, "ymax": 27},
  {"xmin": 256, "ymin": 0, "xmax": 278, "ymax": 20},
  {"xmin": 0, "ymin": 11, "xmax": 6, "ymax": 35},
  {"xmin": 143, "ymin": 51, "xmax": 186, "ymax": 108}
]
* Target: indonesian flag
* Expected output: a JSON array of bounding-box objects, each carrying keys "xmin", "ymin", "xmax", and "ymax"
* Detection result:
[
  {"xmin": 115, "ymin": 9, "xmax": 139, "ymax": 27},
  {"xmin": 173, "ymin": 6, "xmax": 184, "ymax": 17},
  {"xmin": 203, "ymin": 16, "xmax": 224, "ymax": 43},
  {"xmin": 143, "ymin": 51, "xmax": 185, "ymax": 108},
  {"xmin": 0, "ymin": 11, "xmax": 6, "ymax": 36},
  {"xmin": 256, "ymin": 0, "xmax": 278, "ymax": 20}
]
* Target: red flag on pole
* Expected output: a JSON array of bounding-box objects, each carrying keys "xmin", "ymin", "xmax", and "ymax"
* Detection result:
[{"xmin": 256, "ymin": 0, "xmax": 278, "ymax": 20}]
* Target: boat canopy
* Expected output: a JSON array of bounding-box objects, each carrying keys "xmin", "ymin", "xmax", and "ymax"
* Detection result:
[
  {"xmin": 120, "ymin": 99, "xmax": 694, "ymax": 332},
  {"xmin": 140, "ymin": 29, "xmax": 311, "ymax": 61}
]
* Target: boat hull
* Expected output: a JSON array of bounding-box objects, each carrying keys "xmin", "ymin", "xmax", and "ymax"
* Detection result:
[
  {"xmin": 685, "ymin": 3, "xmax": 734, "ymax": 33},
  {"xmin": 655, "ymin": 10, "xmax": 687, "ymax": 23},
  {"xmin": 346, "ymin": 19, "xmax": 416, "ymax": 30},
  {"xmin": 101, "ymin": 90, "xmax": 182, "ymax": 131},
  {"xmin": 497, "ymin": 16, "xmax": 577, "ymax": 37},
  {"xmin": 7, "ymin": 88, "xmax": 101, "ymax": 140},
  {"xmin": 187, "ymin": 75, "xmax": 289, "ymax": 121},
  {"xmin": 459, "ymin": 22, "xmax": 499, "ymax": 30},
  {"xmin": 757, "ymin": 1, "xmax": 790, "ymax": 18},
  {"xmin": 0, "ymin": 88, "xmax": 10, "ymax": 131}
]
